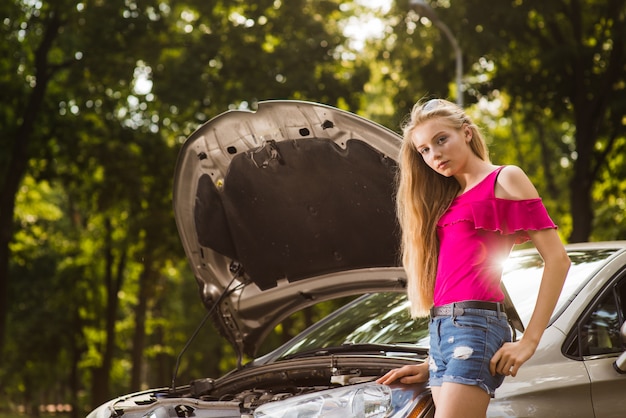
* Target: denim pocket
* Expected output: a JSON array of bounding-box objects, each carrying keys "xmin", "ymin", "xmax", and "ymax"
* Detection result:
[{"xmin": 452, "ymin": 314, "xmax": 489, "ymax": 331}]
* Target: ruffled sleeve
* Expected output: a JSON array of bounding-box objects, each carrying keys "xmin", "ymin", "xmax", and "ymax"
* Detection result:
[{"xmin": 471, "ymin": 198, "xmax": 557, "ymax": 244}]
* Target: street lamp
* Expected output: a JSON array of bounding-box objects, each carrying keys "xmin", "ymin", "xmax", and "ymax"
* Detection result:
[{"xmin": 409, "ymin": 0, "xmax": 463, "ymax": 107}]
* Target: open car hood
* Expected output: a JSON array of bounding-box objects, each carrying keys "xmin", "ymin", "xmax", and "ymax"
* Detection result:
[
  {"xmin": 172, "ymin": 100, "xmax": 522, "ymax": 360},
  {"xmin": 172, "ymin": 100, "xmax": 409, "ymax": 359}
]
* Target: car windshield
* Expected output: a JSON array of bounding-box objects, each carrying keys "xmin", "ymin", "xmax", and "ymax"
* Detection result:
[
  {"xmin": 275, "ymin": 292, "xmax": 431, "ymax": 360},
  {"xmin": 275, "ymin": 247, "xmax": 620, "ymax": 360}
]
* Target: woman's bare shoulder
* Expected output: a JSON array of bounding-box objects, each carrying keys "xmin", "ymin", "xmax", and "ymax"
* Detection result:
[{"xmin": 495, "ymin": 165, "xmax": 540, "ymax": 200}]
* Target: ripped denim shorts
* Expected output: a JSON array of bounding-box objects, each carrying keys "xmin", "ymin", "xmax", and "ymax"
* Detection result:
[{"xmin": 428, "ymin": 307, "xmax": 512, "ymax": 397}]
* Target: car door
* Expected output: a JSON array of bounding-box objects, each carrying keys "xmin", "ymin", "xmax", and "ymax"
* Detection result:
[{"xmin": 574, "ymin": 272, "xmax": 626, "ymax": 417}]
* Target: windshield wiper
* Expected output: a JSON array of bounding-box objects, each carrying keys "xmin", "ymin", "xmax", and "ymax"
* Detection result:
[{"xmin": 281, "ymin": 343, "xmax": 428, "ymax": 360}]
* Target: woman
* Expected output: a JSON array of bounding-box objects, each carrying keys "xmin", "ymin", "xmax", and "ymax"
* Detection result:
[{"xmin": 376, "ymin": 99, "xmax": 571, "ymax": 417}]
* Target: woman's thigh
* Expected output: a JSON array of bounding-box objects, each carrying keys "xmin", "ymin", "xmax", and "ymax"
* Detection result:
[{"xmin": 433, "ymin": 382, "xmax": 490, "ymax": 418}]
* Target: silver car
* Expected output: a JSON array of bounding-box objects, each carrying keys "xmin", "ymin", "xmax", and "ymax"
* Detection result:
[
  {"xmin": 87, "ymin": 101, "xmax": 626, "ymax": 418},
  {"xmin": 491, "ymin": 242, "xmax": 626, "ymax": 417}
]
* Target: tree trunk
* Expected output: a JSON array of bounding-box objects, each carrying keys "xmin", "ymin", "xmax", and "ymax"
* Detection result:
[
  {"xmin": 70, "ymin": 308, "xmax": 84, "ymax": 418},
  {"xmin": 568, "ymin": 102, "xmax": 596, "ymax": 243},
  {"xmin": 0, "ymin": 10, "xmax": 61, "ymax": 359},
  {"xmin": 131, "ymin": 259, "xmax": 153, "ymax": 391},
  {"xmin": 91, "ymin": 218, "xmax": 126, "ymax": 406},
  {"xmin": 568, "ymin": 161, "xmax": 594, "ymax": 243}
]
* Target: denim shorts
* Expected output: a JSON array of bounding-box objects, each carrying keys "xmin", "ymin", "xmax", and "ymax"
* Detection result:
[{"xmin": 428, "ymin": 308, "xmax": 512, "ymax": 397}]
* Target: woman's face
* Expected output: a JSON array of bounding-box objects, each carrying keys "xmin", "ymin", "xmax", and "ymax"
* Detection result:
[{"xmin": 410, "ymin": 118, "xmax": 473, "ymax": 177}]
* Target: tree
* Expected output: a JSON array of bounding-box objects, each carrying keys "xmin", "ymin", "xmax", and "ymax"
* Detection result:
[
  {"xmin": 473, "ymin": 0, "xmax": 626, "ymax": 242},
  {"xmin": 1, "ymin": 0, "xmax": 373, "ymax": 413},
  {"xmin": 0, "ymin": 0, "xmax": 73, "ymax": 359},
  {"xmin": 385, "ymin": 0, "xmax": 626, "ymax": 242}
]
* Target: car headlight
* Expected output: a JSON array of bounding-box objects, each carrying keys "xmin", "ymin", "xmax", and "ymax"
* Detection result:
[{"xmin": 253, "ymin": 382, "xmax": 392, "ymax": 418}]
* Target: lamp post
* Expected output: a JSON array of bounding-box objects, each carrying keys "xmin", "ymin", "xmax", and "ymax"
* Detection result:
[{"xmin": 409, "ymin": 0, "xmax": 463, "ymax": 107}]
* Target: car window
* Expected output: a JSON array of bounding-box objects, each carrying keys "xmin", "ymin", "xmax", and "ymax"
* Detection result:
[{"xmin": 577, "ymin": 275, "xmax": 626, "ymax": 357}]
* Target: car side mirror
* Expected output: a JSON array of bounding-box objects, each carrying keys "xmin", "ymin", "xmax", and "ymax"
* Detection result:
[{"xmin": 613, "ymin": 322, "xmax": 626, "ymax": 374}]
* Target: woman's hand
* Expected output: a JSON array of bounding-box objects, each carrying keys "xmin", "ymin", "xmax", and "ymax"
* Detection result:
[
  {"xmin": 489, "ymin": 339, "xmax": 537, "ymax": 377},
  {"xmin": 376, "ymin": 361, "xmax": 429, "ymax": 385}
]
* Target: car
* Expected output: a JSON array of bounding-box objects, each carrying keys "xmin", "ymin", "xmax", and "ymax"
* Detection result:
[
  {"xmin": 490, "ymin": 241, "xmax": 626, "ymax": 417},
  {"xmin": 86, "ymin": 101, "xmax": 626, "ymax": 418}
]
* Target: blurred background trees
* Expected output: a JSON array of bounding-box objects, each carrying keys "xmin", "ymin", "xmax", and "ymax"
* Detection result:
[{"xmin": 1, "ymin": 0, "xmax": 625, "ymax": 416}]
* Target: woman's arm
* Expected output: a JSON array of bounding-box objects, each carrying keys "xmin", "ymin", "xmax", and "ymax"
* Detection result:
[
  {"xmin": 376, "ymin": 361, "xmax": 429, "ymax": 385},
  {"xmin": 490, "ymin": 228, "xmax": 570, "ymax": 376},
  {"xmin": 490, "ymin": 165, "xmax": 571, "ymax": 377}
]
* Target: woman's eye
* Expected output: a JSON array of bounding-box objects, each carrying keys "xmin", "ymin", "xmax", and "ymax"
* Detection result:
[
  {"xmin": 437, "ymin": 136, "xmax": 447, "ymax": 144},
  {"xmin": 419, "ymin": 147, "xmax": 429, "ymax": 154}
]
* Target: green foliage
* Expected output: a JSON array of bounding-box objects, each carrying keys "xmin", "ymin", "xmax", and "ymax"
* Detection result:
[
  {"xmin": 592, "ymin": 136, "xmax": 626, "ymax": 240},
  {"xmin": 459, "ymin": 0, "xmax": 626, "ymax": 241},
  {"xmin": 3, "ymin": 177, "xmax": 82, "ymax": 414},
  {"xmin": 1, "ymin": 0, "xmax": 372, "ymax": 414},
  {"xmin": 384, "ymin": 0, "xmax": 626, "ymax": 242}
]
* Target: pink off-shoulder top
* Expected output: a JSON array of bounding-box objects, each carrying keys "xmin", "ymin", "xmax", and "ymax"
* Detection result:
[{"xmin": 434, "ymin": 166, "xmax": 556, "ymax": 306}]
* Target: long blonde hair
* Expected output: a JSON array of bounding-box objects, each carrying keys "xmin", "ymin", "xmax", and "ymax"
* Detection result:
[{"xmin": 396, "ymin": 99, "xmax": 489, "ymax": 317}]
